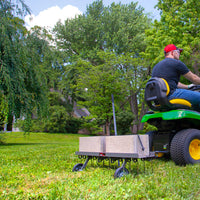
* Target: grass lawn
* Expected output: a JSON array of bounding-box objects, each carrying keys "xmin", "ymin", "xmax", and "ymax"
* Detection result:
[{"xmin": 0, "ymin": 132, "xmax": 200, "ymax": 199}]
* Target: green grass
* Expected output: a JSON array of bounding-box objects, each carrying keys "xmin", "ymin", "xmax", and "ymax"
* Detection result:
[{"xmin": 0, "ymin": 132, "xmax": 200, "ymax": 199}]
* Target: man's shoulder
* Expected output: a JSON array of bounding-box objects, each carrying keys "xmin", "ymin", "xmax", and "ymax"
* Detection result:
[
  {"xmin": 154, "ymin": 58, "xmax": 174, "ymax": 67},
  {"xmin": 177, "ymin": 59, "xmax": 186, "ymax": 65},
  {"xmin": 159, "ymin": 58, "xmax": 186, "ymax": 66}
]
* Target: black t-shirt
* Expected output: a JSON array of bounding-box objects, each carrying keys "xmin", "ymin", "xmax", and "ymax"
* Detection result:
[{"xmin": 152, "ymin": 58, "xmax": 189, "ymax": 94}]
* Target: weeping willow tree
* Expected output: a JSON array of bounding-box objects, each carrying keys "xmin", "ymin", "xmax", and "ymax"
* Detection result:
[{"xmin": 0, "ymin": 0, "xmax": 49, "ymax": 130}]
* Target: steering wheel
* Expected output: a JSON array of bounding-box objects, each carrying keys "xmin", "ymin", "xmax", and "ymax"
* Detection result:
[{"xmin": 190, "ymin": 85, "xmax": 200, "ymax": 92}]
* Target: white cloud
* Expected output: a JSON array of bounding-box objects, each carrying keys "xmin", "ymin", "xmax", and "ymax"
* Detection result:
[{"xmin": 25, "ymin": 5, "xmax": 82, "ymax": 29}]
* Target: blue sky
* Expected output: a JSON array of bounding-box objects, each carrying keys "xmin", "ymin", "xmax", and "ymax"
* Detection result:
[
  {"xmin": 24, "ymin": 0, "xmax": 159, "ymax": 16},
  {"xmin": 24, "ymin": 0, "xmax": 160, "ymax": 28}
]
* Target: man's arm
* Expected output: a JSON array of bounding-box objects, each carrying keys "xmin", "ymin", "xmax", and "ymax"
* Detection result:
[
  {"xmin": 183, "ymin": 71, "xmax": 200, "ymax": 85},
  {"xmin": 177, "ymin": 82, "xmax": 188, "ymax": 89}
]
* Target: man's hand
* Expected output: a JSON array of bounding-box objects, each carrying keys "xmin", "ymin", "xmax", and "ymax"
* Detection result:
[{"xmin": 188, "ymin": 84, "xmax": 196, "ymax": 89}]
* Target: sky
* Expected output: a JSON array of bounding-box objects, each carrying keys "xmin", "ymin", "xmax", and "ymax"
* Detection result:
[{"xmin": 24, "ymin": 0, "xmax": 160, "ymax": 29}]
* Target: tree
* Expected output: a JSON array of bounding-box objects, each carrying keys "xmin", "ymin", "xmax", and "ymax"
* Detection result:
[
  {"xmin": 54, "ymin": 0, "xmax": 152, "ymax": 134},
  {"xmin": 0, "ymin": 0, "xmax": 54, "ymax": 129},
  {"xmin": 145, "ymin": 0, "xmax": 200, "ymax": 77},
  {"xmin": 26, "ymin": 26, "xmax": 66, "ymax": 91},
  {"xmin": 54, "ymin": 1, "xmax": 150, "ymax": 57},
  {"xmin": 0, "ymin": 0, "xmax": 30, "ymax": 124},
  {"xmin": 116, "ymin": 54, "xmax": 150, "ymax": 133},
  {"xmin": 75, "ymin": 51, "xmax": 128, "ymax": 135}
]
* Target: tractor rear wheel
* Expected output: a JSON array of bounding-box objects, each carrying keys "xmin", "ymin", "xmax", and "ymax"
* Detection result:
[{"xmin": 170, "ymin": 129, "xmax": 200, "ymax": 165}]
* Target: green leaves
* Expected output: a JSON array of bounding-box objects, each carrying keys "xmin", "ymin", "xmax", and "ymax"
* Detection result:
[
  {"xmin": 53, "ymin": 1, "xmax": 152, "ymax": 134},
  {"xmin": 0, "ymin": 1, "xmax": 58, "ymax": 120},
  {"xmin": 145, "ymin": 0, "xmax": 200, "ymax": 72},
  {"xmin": 76, "ymin": 51, "xmax": 127, "ymax": 118},
  {"xmin": 54, "ymin": 1, "xmax": 150, "ymax": 58}
]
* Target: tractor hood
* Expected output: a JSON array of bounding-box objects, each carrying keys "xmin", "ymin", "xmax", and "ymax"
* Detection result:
[{"xmin": 141, "ymin": 110, "xmax": 200, "ymax": 123}]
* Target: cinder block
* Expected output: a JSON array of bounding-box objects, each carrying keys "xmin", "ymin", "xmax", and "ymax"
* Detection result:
[
  {"xmin": 105, "ymin": 135, "xmax": 149, "ymax": 157},
  {"xmin": 79, "ymin": 136, "xmax": 106, "ymax": 153},
  {"xmin": 79, "ymin": 135, "xmax": 150, "ymax": 157}
]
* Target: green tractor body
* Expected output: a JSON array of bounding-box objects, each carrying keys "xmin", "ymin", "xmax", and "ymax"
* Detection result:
[
  {"xmin": 142, "ymin": 110, "xmax": 200, "ymax": 131},
  {"xmin": 143, "ymin": 78, "xmax": 200, "ymax": 165}
]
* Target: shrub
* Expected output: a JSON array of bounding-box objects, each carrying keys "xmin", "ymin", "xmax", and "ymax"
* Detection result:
[
  {"xmin": 46, "ymin": 105, "xmax": 69, "ymax": 133},
  {"xmin": 65, "ymin": 117, "xmax": 83, "ymax": 134},
  {"xmin": 16, "ymin": 105, "xmax": 83, "ymax": 134},
  {"xmin": 112, "ymin": 111, "xmax": 134, "ymax": 135},
  {"xmin": 81, "ymin": 117, "xmax": 103, "ymax": 135}
]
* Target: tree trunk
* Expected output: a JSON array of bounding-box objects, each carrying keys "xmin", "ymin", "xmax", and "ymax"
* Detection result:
[
  {"xmin": 7, "ymin": 114, "xmax": 13, "ymax": 131},
  {"xmin": 105, "ymin": 120, "xmax": 110, "ymax": 136},
  {"xmin": 129, "ymin": 90, "xmax": 138, "ymax": 134},
  {"xmin": 129, "ymin": 91, "xmax": 149, "ymax": 134},
  {"xmin": 138, "ymin": 102, "xmax": 148, "ymax": 131}
]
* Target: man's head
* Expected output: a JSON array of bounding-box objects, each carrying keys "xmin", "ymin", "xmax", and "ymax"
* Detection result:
[{"xmin": 164, "ymin": 44, "xmax": 183, "ymax": 60}]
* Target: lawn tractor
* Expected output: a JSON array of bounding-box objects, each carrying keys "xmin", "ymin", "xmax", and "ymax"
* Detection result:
[
  {"xmin": 73, "ymin": 78, "xmax": 200, "ymax": 178},
  {"xmin": 142, "ymin": 77, "xmax": 200, "ymax": 165}
]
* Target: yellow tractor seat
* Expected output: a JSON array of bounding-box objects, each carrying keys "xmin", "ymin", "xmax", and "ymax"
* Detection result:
[{"xmin": 145, "ymin": 77, "xmax": 192, "ymax": 111}]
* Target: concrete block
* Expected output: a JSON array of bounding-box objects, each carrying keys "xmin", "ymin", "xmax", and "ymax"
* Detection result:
[
  {"xmin": 79, "ymin": 136, "xmax": 106, "ymax": 153},
  {"xmin": 105, "ymin": 135, "xmax": 149, "ymax": 157}
]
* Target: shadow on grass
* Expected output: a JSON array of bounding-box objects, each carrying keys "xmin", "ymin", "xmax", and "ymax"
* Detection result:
[{"xmin": 0, "ymin": 143, "xmax": 54, "ymax": 146}]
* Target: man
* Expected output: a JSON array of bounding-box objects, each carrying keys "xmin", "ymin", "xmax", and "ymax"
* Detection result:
[{"xmin": 152, "ymin": 44, "xmax": 200, "ymax": 111}]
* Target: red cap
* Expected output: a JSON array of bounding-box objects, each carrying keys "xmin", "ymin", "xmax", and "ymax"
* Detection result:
[{"xmin": 164, "ymin": 44, "xmax": 183, "ymax": 54}]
